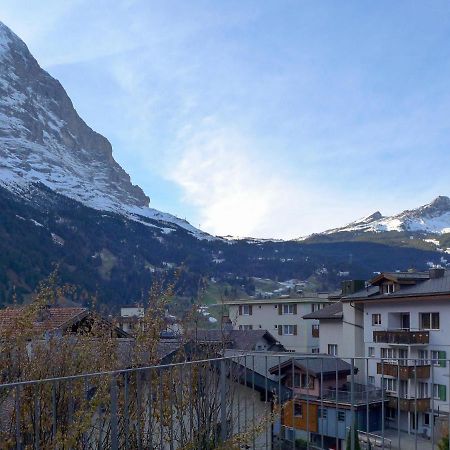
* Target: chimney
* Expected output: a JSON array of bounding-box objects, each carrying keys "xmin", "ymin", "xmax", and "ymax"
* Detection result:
[
  {"xmin": 341, "ymin": 280, "xmax": 366, "ymax": 296},
  {"xmin": 429, "ymin": 268, "xmax": 445, "ymax": 279}
]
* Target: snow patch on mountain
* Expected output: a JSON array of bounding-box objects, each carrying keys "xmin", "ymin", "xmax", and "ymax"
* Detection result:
[
  {"xmin": 319, "ymin": 196, "xmax": 450, "ymax": 236},
  {"xmin": 0, "ymin": 20, "xmax": 214, "ymax": 241}
]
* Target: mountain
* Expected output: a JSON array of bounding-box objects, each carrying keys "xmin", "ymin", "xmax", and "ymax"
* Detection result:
[
  {"xmin": 319, "ymin": 196, "xmax": 450, "ymax": 236},
  {"xmin": 0, "ymin": 21, "xmax": 210, "ymax": 240},
  {"xmin": 0, "ymin": 21, "xmax": 447, "ymax": 310}
]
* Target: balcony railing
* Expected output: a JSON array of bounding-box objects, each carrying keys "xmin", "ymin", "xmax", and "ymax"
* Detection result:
[
  {"xmin": 388, "ymin": 396, "xmax": 431, "ymax": 412},
  {"xmin": 0, "ymin": 353, "xmax": 448, "ymax": 449},
  {"xmin": 373, "ymin": 329, "xmax": 429, "ymax": 345},
  {"xmin": 376, "ymin": 362, "xmax": 431, "ymax": 379}
]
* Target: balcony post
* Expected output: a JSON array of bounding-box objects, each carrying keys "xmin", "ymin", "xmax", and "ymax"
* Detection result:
[
  {"xmin": 220, "ymin": 359, "xmax": 227, "ymax": 442},
  {"xmin": 110, "ymin": 374, "xmax": 118, "ymax": 450}
]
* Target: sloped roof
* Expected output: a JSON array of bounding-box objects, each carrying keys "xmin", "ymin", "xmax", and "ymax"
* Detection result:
[
  {"xmin": 303, "ymin": 302, "xmax": 343, "ymax": 320},
  {"xmin": 191, "ymin": 329, "xmax": 283, "ymax": 351},
  {"xmin": 269, "ymin": 356, "xmax": 355, "ymax": 377},
  {"xmin": 0, "ymin": 306, "xmax": 88, "ymax": 333},
  {"xmin": 343, "ymin": 270, "xmax": 450, "ymax": 302},
  {"xmin": 0, "ymin": 306, "xmax": 130, "ymax": 338}
]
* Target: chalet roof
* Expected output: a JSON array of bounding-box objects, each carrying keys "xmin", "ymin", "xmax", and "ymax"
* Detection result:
[
  {"xmin": 191, "ymin": 329, "xmax": 284, "ymax": 351},
  {"xmin": 343, "ymin": 270, "xmax": 450, "ymax": 302},
  {"xmin": 269, "ymin": 356, "xmax": 355, "ymax": 377},
  {"xmin": 370, "ymin": 271, "xmax": 430, "ymax": 285},
  {"xmin": 0, "ymin": 306, "xmax": 130, "ymax": 338},
  {"xmin": 303, "ymin": 302, "xmax": 343, "ymax": 320}
]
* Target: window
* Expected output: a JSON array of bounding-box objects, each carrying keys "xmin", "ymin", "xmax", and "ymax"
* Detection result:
[
  {"xmin": 381, "ymin": 348, "xmax": 396, "ymax": 362},
  {"xmin": 311, "ymin": 303, "xmax": 323, "ymax": 313},
  {"xmin": 383, "ymin": 378, "xmax": 397, "ymax": 393},
  {"xmin": 368, "ymin": 376, "xmax": 375, "ymax": 385},
  {"xmin": 283, "ymin": 325, "xmax": 295, "ymax": 335},
  {"xmin": 318, "ymin": 408, "xmax": 328, "ymax": 419},
  {"xmin": 337, "ymin": 411, "xmax": 346, "ymax": 422},
  {"xmin": 431, "ymin": 350, "xmax": 447, "ymax": 367},
  {"xmin": 423, "ymin": 413, "xmax": 430, "ymax": 426},
  {"xmin": 382, "ymin": 283, "xmax": 396, "ymax": 294},
  {"xmin": 294, "ymin": 403, "xmax": 303, "ymax": 417},
  {"xmin": 312, "ymin": 324, "xmax": 319, "ymax": 337},
  {"xmin": 372, "ymin": 314, "xmax": 382, "ymax": 326},
  {"xmin": 368, "ymin": 347, "xmax": 375, "ymax": 357},
  {"xmin": 283, "ymin": 304, "xmax": 295, "ymax": 315},
  {"xmin": 293, "ymin": 373, "xmax": 301, "ymax": 387},
  {"xmin": 328, "ymin": 344, "xmax": 338, "ymax": 356},
  {"xmin": 418, "ymin": 350, "xmax": 429, "ymax": 365},
  {"xmin": 420, "ymin": 312, "xmax": 440, "ymax": 330},
  {"xmin": 242, "ymin": 305, "xmax": 252, "ymax": 316},
  {"xmin": 301, "ymin": 374, "xmax": 314, "ymax": 389},
  {"xmin": 311, "ymin": 348, "xmax": 320, "ymax": 354},
  {"xmin": 418, "ymin": 382, "xmax": 429, "ymax": 398},
  {"xmin": 433, "ymin": 384, "xmax": 447, "ymax": 401},
  {"xmin": 242, "ymin": 324, "xmax": 253, "ymax": 331}
]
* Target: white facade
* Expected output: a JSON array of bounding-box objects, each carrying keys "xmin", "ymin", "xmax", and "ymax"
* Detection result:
[
  {"xmin": 363, "ymin": 299, "xmax": 450, "ymax": 436},
  {"xmin": 309, "ymin": 302, "xmax": 365, "ymax": 380},
  {"xmin": 120, "ymin": 307, "xmax": 144, "ymax": 318},
  {"xmin": 226, "ymin": 295, "xmax": 333, "ymax": 353}
]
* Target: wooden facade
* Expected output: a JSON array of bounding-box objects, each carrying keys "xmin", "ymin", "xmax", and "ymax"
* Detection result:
[{"xmin": 282, "ymin": 400, "xmax": 318, "ymax": 433}]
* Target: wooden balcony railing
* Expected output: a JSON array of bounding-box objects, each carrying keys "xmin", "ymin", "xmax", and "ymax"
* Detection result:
[
  {"xmin": 373, "ymin": 330, "xmax": 429, "ymax": 345},
  {"xmin": 376, "ymin": 363, "xmax": 431, "ymax": 380},
  {"xmin": 388, "ymin": 397, "xmax": 430, "ymax": 412}
]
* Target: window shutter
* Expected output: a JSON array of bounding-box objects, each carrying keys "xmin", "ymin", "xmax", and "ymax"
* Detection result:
[
  {"xmin": 439, "ymin": 384, "xmax": 447, "ymax": 401},
  {"xmin": 278, "ymin": 325, "xmax": 283, "ymax": 336},
  {"xmin": 239, "ymin": 305, "xmax": 242, "ymax": 315},
  {"xmin": 249, "ymin": 305, "xmax": 253, "ymax": 316},
  {"xmin": 293, "ymin": 304, "xmax": 297, "ymax": 315},
  {"xmin": 293, "ymin": 325, "xmax": 298, "ymax": 335},
  {"xmin": 278, "ymin": 304, "xmax": 282, "ymax": 315},
  {"xmin": 439, "ymin": 351, "xmax": 447, "ymax": 368}
]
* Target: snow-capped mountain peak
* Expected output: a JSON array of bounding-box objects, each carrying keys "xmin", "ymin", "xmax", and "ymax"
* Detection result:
[
  {"xmin": 321, "ymin": 196, "xmax": 450, "ymax": 236},
  {"xmin": 0, "ymin": 21, "xmax": 213, "ymax": 240}
]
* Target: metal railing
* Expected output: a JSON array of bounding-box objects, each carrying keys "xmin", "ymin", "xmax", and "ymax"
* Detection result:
[{"xmin": 1, "ymin": 354, "xmax": 450, "ymax": 449}]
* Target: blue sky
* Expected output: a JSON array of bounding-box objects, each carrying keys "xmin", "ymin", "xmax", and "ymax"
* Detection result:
[{"xmin": 1, "ymin": 1, "xmax": 450, "ymax": 238}]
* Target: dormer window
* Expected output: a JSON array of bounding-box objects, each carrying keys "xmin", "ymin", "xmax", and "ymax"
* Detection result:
[{"xmin": 382, "ymin": 282, "xmax": 397, "ymax": 294}]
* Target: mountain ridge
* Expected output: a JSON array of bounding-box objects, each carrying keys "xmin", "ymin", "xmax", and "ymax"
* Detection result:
[
  {"xmin": 0, "ymin": 20, "xmax": 213, "ymax": 241},
  {"xmin": 308, "ymin": 195, "xmax": 450, "ymax": 238}
]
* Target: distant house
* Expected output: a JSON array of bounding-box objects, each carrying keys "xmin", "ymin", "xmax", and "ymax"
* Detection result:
[
  {"xmin": 269, "ymin": 356, "xmax": 385, "ymax": 449},
  {"xmin": 0, "ymin": 305, "xmax": 130, "ymax": 339},
  {"xmin": 118, "ymin": 306, "xmax": 182, "ymax": 336},
  {"xmin": 224, "ymin": 293, "xmax": 334, "ymax": 352},
  {"xmin": 190, "ymin": 329, "xmax": 286, "ymax": 352}
]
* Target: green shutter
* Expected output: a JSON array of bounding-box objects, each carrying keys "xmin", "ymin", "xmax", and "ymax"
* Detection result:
[
  {"xmin": 439, "ymin": 351, "xmax": 447, "ymax": 368},
  {"xmin": 439, "ymin": 384, "xmax": 447, "ymax": 401}
]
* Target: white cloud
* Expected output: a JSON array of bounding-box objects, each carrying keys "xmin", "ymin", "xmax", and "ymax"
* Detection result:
[{"xmin": 167, "ymin": 119, "xmax": 369, "ymax": 239}]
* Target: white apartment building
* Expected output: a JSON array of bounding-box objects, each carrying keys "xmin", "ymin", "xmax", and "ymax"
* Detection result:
[
  {"xmin": 343, "ymin": 268, "xmax": 450, "ymax": 437},
  {"xmin": 302, "ymin": 280, "xmax": 366, "ymax": 379},
  {"xmin": 224, "ymin": 293, "xmax": 333, "ymax": 353}
]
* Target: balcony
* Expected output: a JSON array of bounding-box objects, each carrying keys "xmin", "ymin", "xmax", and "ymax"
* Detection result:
[
  {"xmin": 376, "ymin": 362, "xmax": 431, "ymax": 380},
  {"xmin": 388, "ymin": 396, "xmax": 431, "ymax": 412},
  {"xmin": 373, "ymin": 329, "xmax": 429, "ymax": 345}
]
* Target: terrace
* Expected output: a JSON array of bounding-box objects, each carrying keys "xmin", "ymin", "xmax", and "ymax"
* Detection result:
[{"xmin": 0, "ymin": 354, "xmax": 449, "ymax": 449}]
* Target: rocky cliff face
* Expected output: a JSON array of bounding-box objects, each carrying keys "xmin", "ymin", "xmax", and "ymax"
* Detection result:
[{"xmin": 0, "ymin": 21, "xmax": 149, "ymax": 209}]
